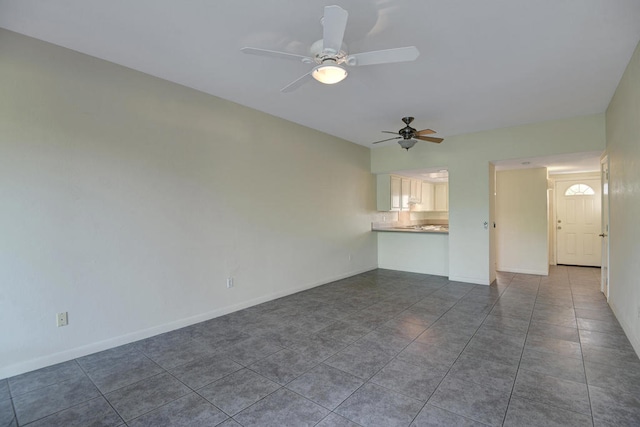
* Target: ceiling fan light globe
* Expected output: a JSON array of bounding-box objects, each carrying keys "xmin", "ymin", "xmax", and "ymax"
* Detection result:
[
  {"xmin": 312, "ymin": 64, "xmax": 348, "ymax": 84},
  {"xmin": 399, "ymin": 139, "xmax": 417, "ymax": 150}
]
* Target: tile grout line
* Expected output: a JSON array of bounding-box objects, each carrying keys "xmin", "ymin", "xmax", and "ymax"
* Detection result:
[
  {"xmin": 569, "ymin": 268, "xmax": 596, "ymax": 427},
  {"xmin": 290, "ymin": 279, "xmax": 471, "ymax": 426},
  {"xmin": 499, "ymin": 272, "xmax": 544, "ymax": 426},
  {"xmin": 405, "ymin": 280, "xmax": 510, "ymax": 426},
  {"xmin": 76, "ymin": 357, "xmax": 167, "ymax": 426},
  {"xmin": 313, "ymin": 282, "xmax": 453, "ymax": 413}
]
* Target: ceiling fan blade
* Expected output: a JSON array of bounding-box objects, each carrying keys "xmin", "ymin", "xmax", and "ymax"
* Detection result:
[
  {"xmin": 348, "ymin": 46, "xmax": 419, "ymax": 66},
  {"xmin": 372, "ymin": 137, "xmax": 401, "ymax": 144},
  {"xmin": 382, "ymin": 131, "xmax": 399, "ymax": 135},
  {"xmin": 241, "ymin": 47, "xmax": 312, "ymax": 63},
  {"xmin": 281, "ymin": 72, "xmax": 313, "ymax": 93},
  {"xmin": 415, "ymin": 136, "xmax": 444, "ymax": 143},
  {"xmin": 322, "ymin": 5, "xmax": 348, "ymax": 53},
  {"xmin": 416, "ymin": 129, "xmax": 436, "ymax": 136}
]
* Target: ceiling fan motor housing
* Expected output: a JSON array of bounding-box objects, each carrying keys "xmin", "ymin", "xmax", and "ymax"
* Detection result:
[
  {"xmin": 399, "ymin": 117, "xmax": 416, "ymax": 138},
  {"xmin": 310, "ymin": 39, "xmax": 348, "ymax": 65},
  {"xmin": 400, "ymin": 126, "xmax": 417, "ymax": 139}
]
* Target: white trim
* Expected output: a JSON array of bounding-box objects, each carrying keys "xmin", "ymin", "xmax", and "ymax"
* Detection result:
[
  {"xmin": 549, "ymin": 171, "xmax": 601, "ymax": 181},
  {"xmin": 0, "ymin": 266, "xmax": 377, "ymax": 379},
  {"xmin": 600, "ymin": 153, "xmax": 610, "ymax": 299},
  {"xmin": 548, "ymin": 182, "xmax": 557, "ymax": 265},
  {"xmin": 448, "ymin": 275, "xmax": 490, "ymax": 285},
  {"xmin": 609, "ymin": 300, "xmax": 640, "ymax": 360},
  {"xmin": 496, "ymin": 266, "xmax": 549, "ymax": 275}
]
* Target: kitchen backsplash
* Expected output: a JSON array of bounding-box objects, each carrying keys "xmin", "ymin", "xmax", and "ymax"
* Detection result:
[
  {"xmin": 371, "ymin": 211, "xmax": 399, "ymax": 224},
  {"xmin": 371, "ymin": 211, "xmax": 448, "ymax": 229},
  {"xmin": 411, "ymin": 211, "xmax": 449, "ymax": 221}
]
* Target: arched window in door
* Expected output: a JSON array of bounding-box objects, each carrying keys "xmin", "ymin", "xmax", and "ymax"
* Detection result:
[{"xmin": 564, "ymin": 183, "xmax": 595, "ymax": 196}]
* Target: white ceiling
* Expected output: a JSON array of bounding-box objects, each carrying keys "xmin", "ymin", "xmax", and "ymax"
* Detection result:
[{"xmin": 1, "ymin": 0, "xmax": 639, "ymax": 150}]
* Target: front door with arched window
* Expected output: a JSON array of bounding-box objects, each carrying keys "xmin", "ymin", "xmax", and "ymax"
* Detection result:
[{"xmin": 555, "ymin": 179, "xmax": 602, "ymax": 266}]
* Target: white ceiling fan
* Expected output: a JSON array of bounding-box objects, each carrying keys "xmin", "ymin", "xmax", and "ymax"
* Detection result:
[{"xmin": 241, "ymin": 5, "xmax": 420, "ymax": 92}]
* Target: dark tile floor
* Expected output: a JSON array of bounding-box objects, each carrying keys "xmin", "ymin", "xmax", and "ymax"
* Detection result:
[{"xmin": 2, "ymin": 266, "xmax": 640, "ymax": 426}]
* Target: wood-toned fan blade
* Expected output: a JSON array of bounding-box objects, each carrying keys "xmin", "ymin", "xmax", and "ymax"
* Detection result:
[
  {"xmin": 372, "ymin": 137, "xmax": 401, "ymax": 144},
  {"xmin": 416, "ymin": 129, "xmax": 436, "ymax": 136},
  {"xmin": 381, "ymin": 131, "xmax": 399, "ymax": 135},
  {"xmin": 348, "ymin": 46, "xmax": 419, "ymax": 66},
  {"xmin": 323, "ymin": 5, "xmax": 348, "ymax": 53},
  {"xmin": 415, "ymin": 136, "xmax": 444, "ymax": 143},
  {"xmin": 241, "ymin": 47, "xmax": 312, "ymax": 63},
  {"xmin": 281, "ymin": 72, "xmax": 313, "ymax": 93}
]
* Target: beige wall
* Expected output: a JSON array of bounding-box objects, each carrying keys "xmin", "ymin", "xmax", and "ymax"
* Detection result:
[
  {"xmin": 372, "ymin": 114, "xmax": 606, "ymax": 285},
  {"xmin": 605, "ymin": 39, "xmax": 640, "ymax": 355},
  {"xmin": 0, "ymin": 30, "xmax": 378, "ymax": 377},
  {"xmin": 496, "ymin": 168, "xmax": 549, "ymax": 275}
]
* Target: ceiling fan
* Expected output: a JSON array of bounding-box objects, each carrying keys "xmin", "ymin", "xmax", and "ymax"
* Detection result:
[
  {"xmin": 241, "ymin": 5, "xmax": 419, "ymax": 92},
  {"xmin": 373, "ymin": 117, "xmax": 444, "ymax": 150}
]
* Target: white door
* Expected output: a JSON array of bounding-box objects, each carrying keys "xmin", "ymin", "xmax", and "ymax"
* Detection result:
[
  {"xmin": 600, "ymin": 158, "xmax": 610, "ymax": 297},
  {"xmin": 556, "ymin": 179, "xmax": 601, "ymax": 266}
]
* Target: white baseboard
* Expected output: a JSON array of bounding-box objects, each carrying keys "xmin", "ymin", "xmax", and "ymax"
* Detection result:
[
  {"xmin": 377, "ymin": 264, "xmax": 448, "ymax": 277},
  {"xmin": 0, "ymin": 265, "xmax": 377, "ymax": 379},
  {"xmin": 608, "ymin": 300, "xmax": 640, "ymax": 360},
  {"xmin": 448, "ymin": 275, "xmax": 490, "ymax": 286},
  {"xmin": 496, "ymin": 266, "xmax": 549, "ymax": 276}
]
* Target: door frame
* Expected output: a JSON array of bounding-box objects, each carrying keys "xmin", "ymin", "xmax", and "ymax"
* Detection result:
[
  {"xmin": 600, "ymin": 155, "xmax": 610, "ymax": 299},
  {"xmin": 551, "ymin": 172, "xmax": 601, "ymax": 266}
]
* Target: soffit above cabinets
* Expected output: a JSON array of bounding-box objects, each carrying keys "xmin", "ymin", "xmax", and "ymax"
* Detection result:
[{"xmin": 394, "ymin": 168, "xmax": 449, "ymax": 183}]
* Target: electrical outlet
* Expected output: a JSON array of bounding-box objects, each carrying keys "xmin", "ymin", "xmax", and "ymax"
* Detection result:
[
  {"xmin": 56, "ymin": 312, "xmax": 68, "ymax": 327},
  {"xmin": 226, "ymin": 277, "xmax": 234, "ymax": 288},
  {"xmin": 348, "ymin": 254, "xmax": 352, "ymax": 261}
]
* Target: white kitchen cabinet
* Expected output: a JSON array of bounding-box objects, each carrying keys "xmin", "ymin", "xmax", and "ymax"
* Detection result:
[
  {"xmin": 377, "ymin": 174, "xmax": 401, "ymax": 211},
  {"xmin": 401, "ymin": 178, "xmax": 411, "ymax": 210},
  {"xmin": 434, "ymin": 183, "xmax": 449, "ymax": 211},
  {"xmin": 390, "ymin": 175, "xmax": 402, "ymax": 210},
  {"xmin": 413, "ymin": 181, "xmax": 449, "ymax": 211},
  {"xmin": 410, "ymin": 179, "xmax": 422, "ymax": 204},
  {"xmin": 377, "ymin": 174, "xmax": 418, "ymax": 211},
  {"xmin": 414, "ymin": 182, "xmax": 434, "ymax": 211}
]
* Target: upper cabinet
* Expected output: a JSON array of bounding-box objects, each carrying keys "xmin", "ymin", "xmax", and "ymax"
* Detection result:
[
  {"xmin": 410, "ymin": 179, "xmax": 422, "ymax": 203},
  {"xmin": 413, "ymin": 182, "xmax": 448, "ymax": 212},
  {"xmin": 434, "ymin": 183, "xmax": 449, "ymax": 211},
  {"xmin": 390, "ymin": 175, "xmax": 402, "ymax": 210},
  {"xmin": 401, "ymin": 177, "xmax": 411, "ymax": 210},
  {"xmin": 414, "ymin": 182, "xmax": 434, "ymax": 211},
  {"xmin": 377, "ymin": 174, "xmax": 423, "ymax": 211}
]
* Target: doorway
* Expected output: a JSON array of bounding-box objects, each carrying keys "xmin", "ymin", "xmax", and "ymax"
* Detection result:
[{"xmin": 555, "ymin": 178, "xmax": 602, "ymax": 266}]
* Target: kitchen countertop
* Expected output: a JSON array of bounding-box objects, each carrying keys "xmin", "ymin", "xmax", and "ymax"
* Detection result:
[{"xmin": 371, "ymin": 225, "xmax": 449, "ymax": 234}]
